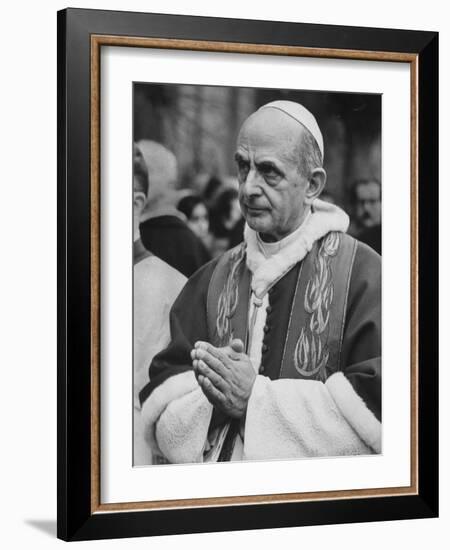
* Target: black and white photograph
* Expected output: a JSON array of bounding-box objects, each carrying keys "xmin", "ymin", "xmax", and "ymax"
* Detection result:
[
  {"xmin": 0, "ymin": 0, "xmax": 444, "ymax": 545},
  {"xmin": 133, "ymin": 83, "xmax": 382, "ymax": 466}
]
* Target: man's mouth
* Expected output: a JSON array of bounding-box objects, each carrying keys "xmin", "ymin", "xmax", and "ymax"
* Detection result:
[{"xmin": 245, "ymin": 205, "xmax": 266, "ymax": 212}]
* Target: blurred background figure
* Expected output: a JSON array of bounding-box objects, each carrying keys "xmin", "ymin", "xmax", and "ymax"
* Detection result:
[
  {"xmin": 137, "ymin": 140, "xmax": 211, "ymax": 276},
  {"xmin": 209, "ymin": 187, "xmax": 245, "ymax": 257},
  {"xmin": 133, "ymin": 143, "xmax": 186, "ymax": 465},
  {"xmin": 350, "ymin": 178, "xmax": 382, "ymax": 254},
  {"xmin": 203, "ymin": 175, "xmax": 223, "ymax": 208},
  {"xmin": 177, "ymin": 194, "xmax": 211, "ymax": 253}
]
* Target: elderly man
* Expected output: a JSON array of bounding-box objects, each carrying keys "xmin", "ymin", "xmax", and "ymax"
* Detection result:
[
  {"xmin": 139, "ymin": 101, "xmax": 381, "ymax": 463},
  {"xmin": 132, "ymin": 144, "xmax": 186, "ymax": 465}
]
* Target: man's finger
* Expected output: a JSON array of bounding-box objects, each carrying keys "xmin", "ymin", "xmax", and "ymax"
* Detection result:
[
  {"xmin": 195, "ymin": 340, "xmax": 236, "ymax": 368},
  {"xmin": 230, "ymin": 338, "xmax": 245, "ymax": 353},
  {"xmin": 196, "ymin": 359, "xmax": 227, "ymax": 392},
  {"xmin": 206, "ymin": 343, "xmax": 234, "ymax": 368},
  {"xmin": 194, "ymin": 341, "xmax": 208, "ymax": 350},
  {"xmin": 199, "ymin": 375, "xmax": 226, "ymax": 406},
  {"xmin": 196, "ymin": 348, "xmax": 229, "ymax": 377}
]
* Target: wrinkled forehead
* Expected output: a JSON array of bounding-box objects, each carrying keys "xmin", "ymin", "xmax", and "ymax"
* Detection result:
[{"xmin": 237, "ymin": 108, "xmax": 304, "ymax": 157}]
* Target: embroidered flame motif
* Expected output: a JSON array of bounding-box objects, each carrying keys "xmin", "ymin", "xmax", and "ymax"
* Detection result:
[
  {"xmin": 216, "ymin": 243, "xmax": 246, "ymax": 345},
  {"xmin": 294, "ymin": 232, "xmax": 340, "ymax": 380}
]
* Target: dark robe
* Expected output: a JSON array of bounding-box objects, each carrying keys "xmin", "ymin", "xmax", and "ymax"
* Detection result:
[
  {"xmin": 140, "ymin": 215, "xmax": 211, "ymax": 278},
  {"xmin": 358, "ymin": 224, "xmax": 382, "ymax": 255}
]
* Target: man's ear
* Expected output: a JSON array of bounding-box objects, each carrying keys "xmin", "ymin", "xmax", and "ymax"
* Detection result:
[
  {"xmin": 133, "ymin": 191, "xmax": 146, "ymax": 213},
  {"xmin": 305, "ymin": 168, "xmax": 327, "ymax": 204}
]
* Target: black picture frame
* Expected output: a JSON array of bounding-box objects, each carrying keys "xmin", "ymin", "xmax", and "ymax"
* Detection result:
[{"xmin": 57, "ymin": 7, "xmax": 438, "ymax": 541}]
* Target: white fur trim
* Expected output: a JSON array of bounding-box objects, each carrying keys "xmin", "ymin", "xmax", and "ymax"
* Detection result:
[
  {"xmin": 140, "ymin": 371, "xmax": 213, "ymax": 463},
  {"xmin": 326, "ymin": 372, "xmax": 381, "ymax": 453},
  {"xmin": 245, "ymin": 199, "xmax": 349, "ymax": 296},
  {"xmin": 141, "ymin": 371, "xmax": 198, "ymax": 433},
  {"xmin": 243, "ymin": 375, "xmax": 373, "ymax": 460}
]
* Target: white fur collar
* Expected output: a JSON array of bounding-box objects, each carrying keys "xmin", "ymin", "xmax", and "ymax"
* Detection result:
[{"xmin": 245, "ymin": 199, "xmax": 349, "ymax": 297}]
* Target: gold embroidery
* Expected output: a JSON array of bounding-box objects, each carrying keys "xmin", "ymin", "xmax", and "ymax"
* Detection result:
[
  {"xmin": 294, "ymin": 232, "xmax": 340, "ymax": 380},
  {"xmin": 216, "ymin": 244, "xmax": 246, "ymax": 345}
]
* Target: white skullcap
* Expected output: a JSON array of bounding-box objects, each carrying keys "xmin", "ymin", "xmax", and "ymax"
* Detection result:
[{"xmin": 258, "ymin": 100, "xmax": 324, "ymax": 160}]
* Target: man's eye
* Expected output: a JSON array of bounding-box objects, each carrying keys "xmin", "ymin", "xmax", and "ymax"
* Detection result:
[
  {"xmin": 259, "ymin": 164, "xmax": 281, "ymax": 182},
  {"xmin": 236, "ymin": 161, "xmax": 249, "ymax": 181}
]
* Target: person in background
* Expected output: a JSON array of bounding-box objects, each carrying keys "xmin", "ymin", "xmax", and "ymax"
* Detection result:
[
  {"xmin": 351, "ymin": 178, "xmax": 382, "ymax": 255},
  {"xmin": 133, "ymin": 144, "xmax": 186, "ymax": 465},
  {"xmin": 177, "ymin": 194, "xmax": 212, "ymax": 256},
  {"xmin": 209, "ymin": 188, "xmax": 245, "ymax": 257},
  {"xmin": 138, "ymin": 140, "xmax": 211, "ymax": 277},
  {"xmin": 203, "ymin": 175, "xmax": 223, "ymax": 208}
]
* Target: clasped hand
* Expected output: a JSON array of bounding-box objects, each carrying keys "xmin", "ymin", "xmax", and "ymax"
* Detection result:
[{"xmin": 190, "ymin": 338, "xmax": 256, "ymax": 419}]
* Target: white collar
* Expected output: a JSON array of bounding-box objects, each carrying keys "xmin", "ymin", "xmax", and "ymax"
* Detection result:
[
  {"xmin": 256, "ymin": 210, "xmax": 312, "ymax": 257},
  {"xmin": 245, "ymin": 199, "xmax": 349, "ymax": 297}
]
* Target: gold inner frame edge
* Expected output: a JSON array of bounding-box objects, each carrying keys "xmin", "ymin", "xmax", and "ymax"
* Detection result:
[{"xmin": 89, "ymin": 34, "xmax": 419, "ymax": 514}]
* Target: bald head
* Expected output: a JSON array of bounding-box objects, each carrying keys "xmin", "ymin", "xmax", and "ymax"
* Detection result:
[
  {"xmin": 238, "ymin": 105, "xmax": 323, "ymax": 180},
  {"xmin": 239, "ymin": 108, "xmax": 304, "ymax": 168},
  {"xmin": 136, "ymin": 140, "xmax": 178, "ymax": 205},
  {"xmin": 234, "ymin": 102, "xmax": 326, "ymax": 242}
]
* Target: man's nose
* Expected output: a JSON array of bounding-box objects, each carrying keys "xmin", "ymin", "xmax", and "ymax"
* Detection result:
[{"xmin": 242, "ymin": 168, "xmax": 263, "ymax": 197}]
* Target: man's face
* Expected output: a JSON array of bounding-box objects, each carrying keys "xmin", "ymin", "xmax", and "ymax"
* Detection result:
[
  {"xmin": 355, "ymin": 181, "xmax": 381, "ymax": 229},
  {"xmin": 235, "ymin": 110, "xmax": 309, "ymax": 242},
  {"xmin": 188, "ymin": 202, "xmax": 209, "ymax": 240}
]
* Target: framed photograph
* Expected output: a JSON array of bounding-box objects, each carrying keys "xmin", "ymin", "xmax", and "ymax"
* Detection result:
[{"xmin": 57, "ymin": 8, "xmax": 438, "ymax": 541}]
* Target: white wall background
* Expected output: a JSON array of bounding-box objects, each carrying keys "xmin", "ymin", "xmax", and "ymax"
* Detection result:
[{"xmin": 0, "ymin": 1, "xmax": 446, "ymax": 548}]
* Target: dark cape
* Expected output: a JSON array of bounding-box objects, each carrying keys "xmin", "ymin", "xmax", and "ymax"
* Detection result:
[
  {"xmin": 140, "ymin": 215, "xmax": 211, "ymax": 278},
  {"xmin": 358, "ymin": 224, "xmax": 382, "ymax": 255}
]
